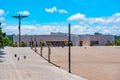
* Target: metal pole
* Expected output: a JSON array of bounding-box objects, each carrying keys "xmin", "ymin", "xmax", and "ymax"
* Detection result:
[
  {"xmin": 40, "ymin": 42, "xmax": 43, "ymax": 56},
  {"xmin": 30, "ymin": 36, "xmax": 33, "ymax": 48},
  {"xmin": 35, "ymin": 38, "xmax": 37, "ymax": 52},
  {"xmin": 68, "ymin": 23, "xmax": 71, "ymax": 73},
  {"xmin": 48, "ymin": 44, "xmax": 51, "ymax": 62},
  {"xmin": 18, "ymin": 14, "xmax": 21, "ymax": 47}
]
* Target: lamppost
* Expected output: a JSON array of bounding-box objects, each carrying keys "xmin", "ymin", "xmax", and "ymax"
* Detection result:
[
  {"xmin": 68, "ymin": 23, "xmax": 71, "ymax": 73},
  {"xmin": 12, "ymin": 14, "xmax": 28, "ymax": 47}
]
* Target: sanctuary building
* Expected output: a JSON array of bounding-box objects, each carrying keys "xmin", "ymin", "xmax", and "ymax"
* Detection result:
[{"xmin": 13, "ymin": 32, "xmax": 114, "ymax": 47}]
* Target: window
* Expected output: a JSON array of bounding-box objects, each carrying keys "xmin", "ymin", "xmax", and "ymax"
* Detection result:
[{"xmin": 90, "ymin": 41, "xmax": 99, "ymax": 46}]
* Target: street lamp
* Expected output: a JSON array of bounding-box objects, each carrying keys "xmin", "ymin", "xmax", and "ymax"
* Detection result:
[
  {"xmin": 68, "ymin": 23, "xmax": 71, "ymax": 73},
  {"xmin": 12, "ymin": 14, "xmax": 28, "ymax": 47}
]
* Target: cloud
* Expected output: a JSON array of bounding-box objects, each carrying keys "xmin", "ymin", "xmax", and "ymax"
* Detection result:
[
  {"xmin": 3, "ymin": 23, "xmax": 120, "ymax": 35},
  {"xmin": 68, "ymin": 12, "xmax": 120, "ymax": 25},
  {"xmin": 3, "ymin": 25, "xmax": 18, "ymax": 34},
  {"xmin": 0, "ymin": 9, "xmax": 5, "ymax": 22},
  {"xmin": 114, "ymin": 13, "xmax": 120, "ymax": 17},
  {"xmin": 2, "ymin": 12, "xmax": 120, "ymax": 35},
  {"xmin": 0, "ymin": 9, "xmax": 4, "ymax": 16},
  {"xmin": 67, "ymin": 13, "xmax": 86, "ymax": 21},
  {"xmin": 45, "ymin": 6, "xmax": 68, "ymax": 14},
  {"xmin": 17, "ymin": 11, "xmax": 30, "ymax": 15},
  {"xmin": 0, "ymin": 17, "xmax": 5, "ymax": 21},
  {"xmin": 58, "ymin": 9, "xmax": 68, "ymax": 14},
  {"xmin": 67, "ymin": 12, "xmax": 120, "ymax": 35},
  {"xmin": 45, "ymin": 6, "xmax": 57, "ymax": 13},
  {"xmin": 89, "ymin": 18, "xmax": 105, "ymax": 24},
  {"xmin": 3, "ymin": 24, "xmax": 68, "ymax": 35},
  {"xmin": 1, "ymin": 23, "xmax": 7, "ymax": 26}
]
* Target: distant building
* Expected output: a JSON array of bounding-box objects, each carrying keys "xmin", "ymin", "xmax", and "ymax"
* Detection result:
[{"xmin": 13, "ymin": 33, "xmax": 114, "ymax": 47}]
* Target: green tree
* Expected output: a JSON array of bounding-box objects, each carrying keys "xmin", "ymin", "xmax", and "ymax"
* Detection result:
[
  {"xmin": 20, "ymin": 41, "xmax": 27, "ymax": 47},
  {"xmin": 39, "ymin": 42, "xmax": 45, "ymax": 46},
  {"xmin": 12, "ymin": 43, "xmax": 17, "ymax": 47},
  {"xmin": 4, "ymin": 37, "xmax": 12, "ymax": 46},
  {"xmin": 115, "ymin": 39, "xmax": 120, "ymax": 46},
  {"xmin": 0, "ymin": 27, "xmax": 4, "ymax": 48},
  {"xmin": 0, "ymin": 25, "xmax": 12, "ymax": 47}
]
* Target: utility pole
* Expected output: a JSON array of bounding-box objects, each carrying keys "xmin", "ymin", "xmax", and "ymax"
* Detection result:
[
  {"xmin": 68, "ymin": 23, "xmax": 71, "ymax": 73},
  {"xmin": 12, "ymin": 14, "xmax": 28, "ymax": 47}
]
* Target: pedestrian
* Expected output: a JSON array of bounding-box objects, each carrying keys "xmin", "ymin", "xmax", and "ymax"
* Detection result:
[
  {"xmin": 24, "ymin": 56, "xmax": 26, "ymax": 59},
  {"xmin": 18, "ymin": 57, "xmax": 19, "ymax": 61},
  {"xmin": 14, "ymin": 54, "xmax": 17, "ymax": 57},
  {"xmin": 85, "ymin": 46, "xmax": 86, "ymax": 49}
]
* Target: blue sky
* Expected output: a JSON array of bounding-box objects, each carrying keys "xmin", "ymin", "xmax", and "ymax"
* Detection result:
[{"xmin": 0, "ymin": 0, "xmax": 120, "ymax": 35}]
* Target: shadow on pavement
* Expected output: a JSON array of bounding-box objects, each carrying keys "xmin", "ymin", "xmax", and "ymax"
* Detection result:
[{"xmin": 0, "ymin": 49, "xmax": 6, "ymax": 63}]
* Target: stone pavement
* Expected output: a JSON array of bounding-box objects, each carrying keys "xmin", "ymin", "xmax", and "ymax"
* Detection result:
[{"xmin": 0, "ymin": 47, "xmax": 87, "ymax": 80}]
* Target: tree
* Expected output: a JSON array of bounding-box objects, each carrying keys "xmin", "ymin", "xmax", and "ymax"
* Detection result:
[
  {"xmin": 115, "ymin": 39, "xmax": 120, "ymax": 46},
  {"xmin": 20, "ymin": 41, "xmax": 27, "ymax": 47},
  {"xmin": 4, "ymin": 37, "xmax": 12, "ymax": 46},
  {"xmin": 0, "ymin": 27, "xmax": 4, "ymax": 48},
  {"xmin": 94, "ymin": 32, "xmax": 102, "ymax": 35},
  {"xmin": 39, "ymin": 42, "xmax": 45, "ymax": 46},
  {"xmin": 0, "ymin": 25, "xmax": 12, "ymax": 47}
]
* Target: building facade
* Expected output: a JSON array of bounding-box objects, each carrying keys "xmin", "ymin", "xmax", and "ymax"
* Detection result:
[{"xmin": 13, "ymin": 33, "xmax": 114, "ymax": 47}]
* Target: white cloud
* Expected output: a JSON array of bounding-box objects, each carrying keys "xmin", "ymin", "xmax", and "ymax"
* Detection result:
[
  {"xmin": 45, "ymin": 6, "xmax": 57, "ymax": 13},
  {"xmin": 3, "ymin": 24, "xmax": 67, "ymax": 35},
  {"xmin": 45, "ymin": 6, "xmax": 68, "ymax": 14},
  {"xmin": 114, "ymin": 13, "xmax": 120, "ymax": 17},
  {"xmin": 68, "ymin": 12, "xmax": 120, "ymax": 25},
  {"xmin": 22, "ymin": 25, "xmax": 37, "ymax": 30},
  {"xmin": 67, "ymin": 13, "xmax": 86, "ymax": 21},
  {"xmin": 0, "ymin": 9, "xmax": 4, "ymax": 16},
  {"xmin": 0, "ymin": 17, "xmax": 5, "ymax": 21},
  {"xmin": 0, "ymin": 9, "xmax": 6, "ymax": 25},
  {"xmin": 89, "ymin": 18, "xmax": 105, "ymax": 24},
  {"xmin": 17, "ymin": 11, "xmax": 30, "ymax": 15},
  {"xmin": 3, "ymin": 25, "xmax": 18, "ymax": 34},
  {"xmin": 1, "ymin": 23, "xmax": 7, "ymax": 26},
  {"xmin": 58, "ymin": 9, "xmax": 68, "ymax": 14},
  {"xmin": 2, "ymin": 12, "xmax": 120, "ymax": 35},
  {"xmin": 72, "ymin": 25, "xmax": 84, "ymax": 33},
  {"xmin": 3, "ymin": 23, "xmax": 120, "ymax": 35}
]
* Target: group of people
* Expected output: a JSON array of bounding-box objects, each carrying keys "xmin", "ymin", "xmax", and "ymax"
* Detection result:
[{"xmin": 14, "ymin": 54, "xmax": 26, "ymax": 61}]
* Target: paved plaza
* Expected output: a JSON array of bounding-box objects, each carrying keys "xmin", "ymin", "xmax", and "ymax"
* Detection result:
[
  {"xmin": 1, "ymin": 46, "xmax": 120, "ymax": 80},
  {"xmin": 37, "ymin": 46, "xmax": 120, "ymax": 80},
  {"xmin": 0, "ymin": 47, "xmax": 87, "ymax": 80}
]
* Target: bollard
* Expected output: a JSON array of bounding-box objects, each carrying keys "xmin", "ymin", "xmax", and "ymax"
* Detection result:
[
  {"xmin": 48, "ymin": 45, "xmax": 51, "ymax": 62},
  {"xmin": 34, "ymin": 38, "xmax": 37, "ymax": 52},
  {"xmin": 40, "ymin": 45, "xmax": 43, "ymax": 56}
]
